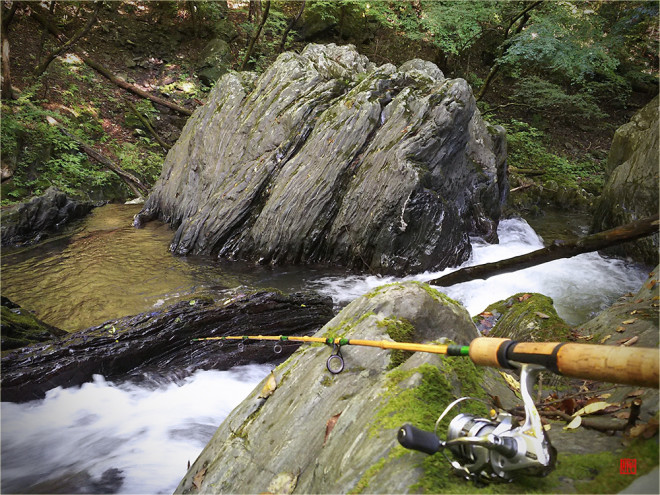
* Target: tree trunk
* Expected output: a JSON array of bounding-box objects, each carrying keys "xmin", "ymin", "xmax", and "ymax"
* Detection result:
[
  {"xmin": 427, "ymin": 215, "xmax": 660, "ymax": 287},
  {"xmin": 79, "ymin": 54, "xmax": 193, "ymax": 116},
  {"xmin": 35, "ymin": 1, "xmax": 100, "ymax": 77},
  {"xmin": 475, "ymin": 0, "xmax": 543, "ymax": 102},
  {"xmin": 278, "ymin": 0, "xmax": 305, "ymax": 52},
  {"xmin": 1, "ymin": 2, "xmax": 18, "ymax": 100},
  {"xmin": 240, "ymin": 0, "xmax": 270, "ymax": 71}
]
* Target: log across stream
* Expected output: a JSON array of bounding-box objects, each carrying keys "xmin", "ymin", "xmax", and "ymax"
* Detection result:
[{"xmin": 0, "ymin": 204, "xmax": 650, "ymax": 494}]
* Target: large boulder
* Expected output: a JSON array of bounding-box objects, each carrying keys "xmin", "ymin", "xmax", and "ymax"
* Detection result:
[
  {"xmin": 591, "ymin": 96, "xmax": 659, "ymax": 265},
  {"xmin": 175, "ymin": 281, "xmax": 492, "ymax": 494},
  {"xmin": 178, "ymin": 282, "xmax": 659, "ymax": 494},
  {"xmin": 136, "ymin": 44, "xmax": 507, "ymax": 275},
  {"xmin": 0, "ymin": 187, "xmax": 95, "ymax": 246}
]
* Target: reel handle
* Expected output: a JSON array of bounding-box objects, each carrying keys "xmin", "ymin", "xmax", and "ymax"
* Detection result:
[{"xmin": 397, "ymin": 424, "xmax": 442, "ymax": 455}]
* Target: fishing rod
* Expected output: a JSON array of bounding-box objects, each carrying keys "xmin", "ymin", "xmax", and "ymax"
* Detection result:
[
  {"xmin": 193, "ymin": 334, "xmax": 659, "ymax": 483},
  {"xmin": 192, "ymin": 334, "xmax": 658, "ymax": 387}
]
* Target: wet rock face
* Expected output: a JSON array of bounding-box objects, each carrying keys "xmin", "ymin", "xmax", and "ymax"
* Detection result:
[
  {"xmin": 592, "ymin": 96, "xmax": 659, "ymax": 266},
  {"xmin": 0, "ymin": 187, "xmax": 96, "ymax": 246},
  {"xmin": 136, "ymin": 44, "xmax": 507, "ymax": 275},
  {"xmin": 0, "ymin": 289, "xmax": 334, "ymax": 403}
]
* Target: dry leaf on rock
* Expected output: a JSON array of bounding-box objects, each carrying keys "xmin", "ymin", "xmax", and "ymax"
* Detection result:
[
  {"xmin": 573, "ymin": 401, "xmax": 611, "ymax": 418},
  {"xmin": 518, "ymin": 294, "xmax": 532, "ymax": 302},
  {"xmin": 622, "ymin": 335, "xmax": 639, "ymax": 346},
  {"xmin": 324, "ymin": 412, "xmax": 342, "ymax": 445},
  {"xmin": 258, "ymin": 371, "xmax": 277, "ymax": 399},
  {"xmin": 564, "ymin": 415, "xmax": 582, "ymax": 430},
  {"xmin": 622, "ymin": 319, "xmax": 637, "ymax": 325},
  {"xmin": 535, "ymin": 312, "xmax": 550, "ymax": 319},
  {"xmin": 193, "ymin": 467, "xmax": 206, "ymax": 490}
]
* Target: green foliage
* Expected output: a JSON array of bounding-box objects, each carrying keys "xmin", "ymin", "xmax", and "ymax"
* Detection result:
[
  {"xmin": 512, "ymin": 76, "xmax": 608, "ymax": 125},
  {"xmin": 501, "ymin": 119, "xmax": 605, "ymax": 195},
  {"xmin": 113, "ymin": 141, "xmax": 164, "ymax": 185}
]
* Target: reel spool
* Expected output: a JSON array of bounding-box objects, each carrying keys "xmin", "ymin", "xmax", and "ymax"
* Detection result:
[{"xmin": 398, "ymin": 364, "xmax": 556, "ymax": 482}]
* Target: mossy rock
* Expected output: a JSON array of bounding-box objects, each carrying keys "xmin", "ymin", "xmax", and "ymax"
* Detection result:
[
  {"xmin": 474, "ymin": 292, "xmax": 573, "ymax": 342},
  {"xmin": 1, "ymin": 296, "xmax": 67, "ymax": 351}
]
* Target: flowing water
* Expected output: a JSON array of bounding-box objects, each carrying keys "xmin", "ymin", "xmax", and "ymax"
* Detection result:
[{"xmin": 0, "ymin": 204, "xmax": 649, "ymax": 493}]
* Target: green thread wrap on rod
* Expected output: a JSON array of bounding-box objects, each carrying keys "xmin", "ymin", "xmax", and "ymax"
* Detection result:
[{"xmin": 447, "ymin": 344, "xmax": 470, "ymax": 356}]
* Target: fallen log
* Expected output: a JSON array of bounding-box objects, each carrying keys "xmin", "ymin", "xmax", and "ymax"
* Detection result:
[
  {"xmin": 428, "ymin": 214, "xmax": 659, "ymax": 287},
  {"xmin": 28, "ymin": 5, "xmax": 193, "ymax": 116},
  {"xmin": 1, "ymin": 289, "xmax": 334, "ymax": 403},
  {"xmin": 45, "ymin": 116, "xmax": 150, "ymax": 196}
]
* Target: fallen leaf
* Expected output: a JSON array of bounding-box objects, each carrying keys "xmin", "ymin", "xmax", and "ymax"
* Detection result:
[
  {"xmin": 193, "ymin": 467, "xmax": 206, "ymax": 490},
  {"xmin": 600, "ymin": 335, "xmax": 612, "ymax": 344},
  {"xmin": 535, "ymin": 312, "xmax": 550, "ymax": 319},
  {"xmin": 564, "ymin": 415, "xmax": 582, "ymax": 430},
  {"xmin": 643, "ymin": 417, "xmax": 659, "ymax": 439},
  {"xmin": 622, "ymin": 318, "xmax": 637, "ymax": 325},
  {"xmin": 518, "ymin": 294, "xmax": 532, "ymax": 302},
  {"xmin": 559, "ymin": 397, "xmax": 577, "ymax": 415},
  {"xmin": 616, "ymin": 326, "xmax": 626, "ymax": 332},
  {"xmin": 630, "ymin": 310, "xmax": 639, "ymax": 315},
  {"xmin": 626, "ymin": 389, "xmax": 645, "ymax": 398},
  {"xmin": 627, "ymin": 423, "xmax": 647, "ymax": 438},
  {"xmin": 573, "ymin": 401, "xmax": 611, "ymax": 417},
  {"xmin": 646, "ymin": 280, "xmax": 657, "ymax": 289},
  {"xmin": 543, "ymin": 424, "xmax": 551, "ymax": 431},
  {"xmin": 258, "ymin": 371, "xmax": 277, "ymax": 399},
  {"xmin": 480, "ymin": 311, "xmax": 494, "ymax": 317},
  {"xmin": 622, "ymin": 335, "xmax": 639, "ymax": 346},
  {"xmin": 324, "ymin": 412, "xmax": 342, "ymax": 445},
  {"xmin": 615, "ymin": 411, "xmax": 631, "ymax": 420},
  {"xmin": 598, "ymin": 393, "xmax": 612, "ymax": 399}
]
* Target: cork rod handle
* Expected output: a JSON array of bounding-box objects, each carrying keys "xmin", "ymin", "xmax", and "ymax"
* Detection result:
[{"xmin": 469, "ymin": 337, "xmax": 659, "ymax": 388}]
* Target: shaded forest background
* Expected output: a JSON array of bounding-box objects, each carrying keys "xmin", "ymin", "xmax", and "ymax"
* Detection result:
[{"xmin": 1, "ymin": 0, "xmax": 658, "ymax": 216}]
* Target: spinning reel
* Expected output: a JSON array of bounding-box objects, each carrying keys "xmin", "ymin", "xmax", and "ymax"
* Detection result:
[{"xmin": 398, "ymin": 364, "xmax": 557, "ymax": 483}]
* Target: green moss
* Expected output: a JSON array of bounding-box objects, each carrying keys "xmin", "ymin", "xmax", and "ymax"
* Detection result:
[
  {"xmin": 365, "ymin": 282, "xmax": 405, "ymax": 299},
  {"xmin": 377, "ymin": 316, "xmax": 415, "ymax": 369},
  {"xmin": 322, "ymin": 311, "xmax": 376, "ymax": 340},
  {"xmin": 475, "ymin": 293, "xmax": 572, "ymax": 342},
  {"xmin": 370, "ymin": 359, "xmax": 488, "ymax": 439},
  {"xmin": 349, "ymin": 456, "xmax": 387, "ymax": 494},
  {"xmin": 1, "ymin": 305, "xmax": 66, "ymax": 349},
  {"xmin": 410, "ymin": 281, "xmax": 460, "ymax": 306}
]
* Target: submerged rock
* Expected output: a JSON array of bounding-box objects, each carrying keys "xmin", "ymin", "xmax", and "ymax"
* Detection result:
[
  {"xmin": 0, "ymin": 187, "xmax": 96, "ymax": 246},
  {"xmin": 592, "ymin": 96, "xmax": 659, "ymax": 266},
  {"xmin": 136, "ymin": 44, "xmax": 507, "ymax": 275},
  {"xmin": 0, "ymin": 289, "xmax": 333, "ymax": 403}
]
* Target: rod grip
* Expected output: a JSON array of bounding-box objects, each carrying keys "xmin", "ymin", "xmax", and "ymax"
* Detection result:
[{"xmin": 469, "ymin": 337, "xmax": 659, "ymax": 388}]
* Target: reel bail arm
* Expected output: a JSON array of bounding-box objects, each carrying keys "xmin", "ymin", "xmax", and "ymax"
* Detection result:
[{"xmin": 398, "ymin": 363, "xmax": 556, "ymax": 482}]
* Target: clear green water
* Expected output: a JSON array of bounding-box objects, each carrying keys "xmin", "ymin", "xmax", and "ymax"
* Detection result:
[{"xmin": 0, "ymin": 204, "xmax": 345, "ymax": 332}]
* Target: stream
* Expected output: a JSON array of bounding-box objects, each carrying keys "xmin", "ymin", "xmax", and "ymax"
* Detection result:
[{"xmin": 1, "ymin": 204, "xmax": 649, "ymax": 494}]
